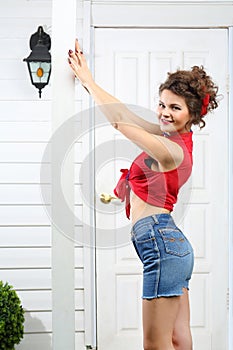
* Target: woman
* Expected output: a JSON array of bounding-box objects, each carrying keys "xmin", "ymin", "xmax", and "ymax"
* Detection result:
[{"xmin": 68, "ymin": 40, "xmax": 218, "ymax": 350}]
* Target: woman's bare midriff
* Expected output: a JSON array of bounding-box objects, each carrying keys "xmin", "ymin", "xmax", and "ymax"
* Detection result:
[{"xmin": 131, "ymin": 192, "xmax": 170, "ymax": 225}]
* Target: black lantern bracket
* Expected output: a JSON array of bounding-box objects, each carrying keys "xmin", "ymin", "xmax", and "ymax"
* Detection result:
[{"xmin": 23, "ymin": 26, "xmax": 52, "ymax": 98}]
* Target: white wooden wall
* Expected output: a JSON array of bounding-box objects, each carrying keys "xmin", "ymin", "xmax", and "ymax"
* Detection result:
[{"xmin": 0, "ymin": 1, "xmax": 86, "ymax": 349}]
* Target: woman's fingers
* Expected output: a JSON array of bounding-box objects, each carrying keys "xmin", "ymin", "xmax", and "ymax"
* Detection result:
[
  {"xmin": 75, "ymin": 38, "xmax": 80, "ymax": 52},
  {"xmin": 76, "ymin": 52, "xmax": 85, "ymax": 68},
  {"xmin": 68, "ymin": 40, "xmax": 93, "ymax": 88},
  {"xmin": 68, "ymin": 49, "xmax": 81, "ymax": 68},
  {"xmin": 67, "ymin": 53, "xmax": 79, "ymax": 77},
  {"xmin": 68, "ymin": 49, "xmax": 77, "ymax": 60},
  {"xmin": 75, "ymin": 39, "xmax": 84, "ymax": 56}
]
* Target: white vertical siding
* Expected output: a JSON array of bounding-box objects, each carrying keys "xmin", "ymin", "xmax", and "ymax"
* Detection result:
[
  {"xmin": 75, "ymin": 2, "xmax": 86, "ymax": 348},
  {"xmin": 0, "ymin": 1, "xmax": 53, "ymax": 348},
  {"xmin": 0, "ymin": 1, "xmax": 86, "ymax": 349}
]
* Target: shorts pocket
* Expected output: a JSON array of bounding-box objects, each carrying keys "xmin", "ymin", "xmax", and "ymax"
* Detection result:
[
  {"xmin": 131, "ymin": 223, "xmax": 155, "ymax": 243},
  {"xmin": 131, "ymin": 223, "xmax": 159, "ymax": 263},
  {"xmin": 158, "ymin": 227, "xmax": 191, "ymax": 257}
]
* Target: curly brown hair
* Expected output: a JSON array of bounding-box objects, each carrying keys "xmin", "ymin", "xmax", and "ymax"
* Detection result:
[{"xmin": 159, "ymin": 66, "xmax": 219, "ymax": 128}]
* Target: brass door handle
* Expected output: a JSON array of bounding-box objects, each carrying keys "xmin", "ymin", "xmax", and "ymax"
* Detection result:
[{"xmin": 100, "ymin": 193, "xmax": 117, "ymax": 204}]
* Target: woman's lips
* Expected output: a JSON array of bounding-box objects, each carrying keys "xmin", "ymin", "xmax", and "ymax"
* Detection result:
[{"xmin": 160, "ymin": 117, "xmax": 174, "ymax": 125}]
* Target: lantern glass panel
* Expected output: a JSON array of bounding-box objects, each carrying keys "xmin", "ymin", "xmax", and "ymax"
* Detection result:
[
  {"xmin": 41, "ymin": 62, "xmax": 50, "ymax": 73},
  {"xmin": 31, "ymin": 72, "xmax": 41, "ymax": 83},
  {"xmin": 31, "ymin": 72, "xmax": 50, "ymax": 83},
  {"xmin": 29, "ymin": 62, "xmax": 50, "ymax": 83},
  {"xmin": 40, "ymin": 72, "xmax": 49, "ymax": 83},
  {"xmin": 29, "ymin": 61, "xmax": 40, "ymax": 72}
]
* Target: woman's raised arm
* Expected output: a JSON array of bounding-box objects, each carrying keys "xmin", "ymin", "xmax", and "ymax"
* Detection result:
[
  {"xmin": 68, "ymin": 40, "xmax": 162, "ymax": 135},
  {"xmin": 68, "ymin": 40, "xmax": 183, "ymax": 170}
]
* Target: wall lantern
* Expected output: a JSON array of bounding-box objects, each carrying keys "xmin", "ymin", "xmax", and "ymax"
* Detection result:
[{"xmin": 23, "ymin": 26, "xmax": 51, "ymax": 98}]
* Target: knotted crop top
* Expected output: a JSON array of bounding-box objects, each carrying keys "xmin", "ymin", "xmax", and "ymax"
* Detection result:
[{"xmin": 114, "ymin": 132, "xmax": 193, "ymax": 219}]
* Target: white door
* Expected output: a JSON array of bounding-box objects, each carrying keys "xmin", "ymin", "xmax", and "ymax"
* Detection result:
[{"xmin": 94, "ymin": 28, "xmax": 229, "ymax": 350}]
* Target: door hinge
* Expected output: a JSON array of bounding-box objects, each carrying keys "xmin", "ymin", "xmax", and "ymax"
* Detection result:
[{"xmin": 86, "ymin": 346, "xmax": 97, "ymax": 350}]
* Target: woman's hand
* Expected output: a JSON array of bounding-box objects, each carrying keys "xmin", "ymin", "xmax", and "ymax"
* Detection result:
[{"xmin": 68, "ymin": 39, "xmax": 94, "ymax": 90}]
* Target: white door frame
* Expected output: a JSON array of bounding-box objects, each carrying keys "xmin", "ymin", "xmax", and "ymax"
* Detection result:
[
  {"xmin": 83, "ymin": 2, "xmax": 233, "ymax": 348},
  {"xmin": 228, "ymin": 26, "xmax": 233, "ymax": 350}
]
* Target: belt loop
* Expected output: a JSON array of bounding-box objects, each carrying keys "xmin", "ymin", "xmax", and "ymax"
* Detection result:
[{"xmin": 152, "ymin": 214, "xmax": 159, "ymax": 224}]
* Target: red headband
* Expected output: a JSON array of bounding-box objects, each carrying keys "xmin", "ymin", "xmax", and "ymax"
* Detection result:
[{"xmin": 201, "ymin": 94, "xmax": 210, "ymax": 116}]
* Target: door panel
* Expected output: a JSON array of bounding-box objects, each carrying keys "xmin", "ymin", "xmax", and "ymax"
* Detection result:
[{"xmin": 94, "ymin": 28, "xmax": 228, "ymax": 350}]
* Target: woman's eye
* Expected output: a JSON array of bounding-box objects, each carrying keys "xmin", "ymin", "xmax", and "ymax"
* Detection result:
[
  {"xmin": 173, "ymin": 106, "xmax": 181, "ymax": 110},
  {"xmin": 158, "ymin": 103, "xmax": 165, "ymax": 108}
]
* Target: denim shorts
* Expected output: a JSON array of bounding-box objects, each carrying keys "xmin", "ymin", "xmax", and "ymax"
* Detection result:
[{"xmin": 131, "ymin": 213, "xmax": 194, "ymax": 299}]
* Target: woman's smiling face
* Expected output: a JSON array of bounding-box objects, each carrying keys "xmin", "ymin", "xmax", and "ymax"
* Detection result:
[{"xmin": 157, "ymin": 89, "xmax": 191, "ymax": 134}]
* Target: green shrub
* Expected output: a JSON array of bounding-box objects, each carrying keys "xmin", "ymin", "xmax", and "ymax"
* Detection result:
[{"xmin": 0, "ymin": 281, "xmax": 25, "ymax": 349}]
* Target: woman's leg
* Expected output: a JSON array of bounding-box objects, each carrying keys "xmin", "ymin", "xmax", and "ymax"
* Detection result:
[
  {"xmin": 172, "ymin": 288, "xmax": 193, "ymax": 350},
  {"xmin": 143, "ymin": 296, "xmax": 181, "ymax": 350}
]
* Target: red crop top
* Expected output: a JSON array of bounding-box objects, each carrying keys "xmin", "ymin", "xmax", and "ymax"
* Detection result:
[{"xmin": 114, "ymin": 132, "xmax": 193, "ymax": 219}]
